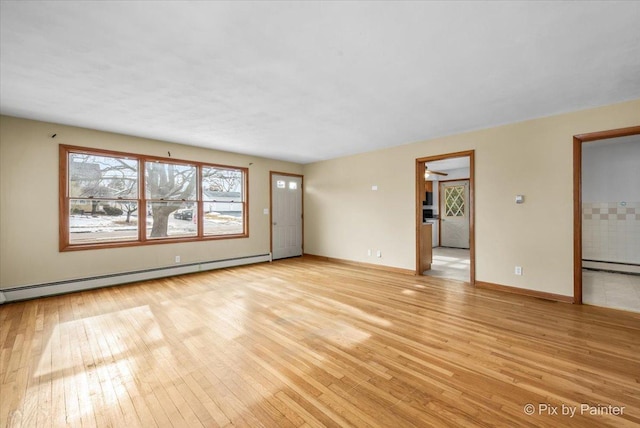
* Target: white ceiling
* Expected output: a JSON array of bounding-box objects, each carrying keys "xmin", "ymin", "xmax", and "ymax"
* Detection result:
[
  {"xmin": 426, "ymin": 157, "xmax": 470, "ymax": 172},
  {"xmin": 586, "ymin": 134, "xmax": 640, "ymax": 148},
  {"xmin": 1, "ymin": 2, "xmax": 639, "ymax": 164}
]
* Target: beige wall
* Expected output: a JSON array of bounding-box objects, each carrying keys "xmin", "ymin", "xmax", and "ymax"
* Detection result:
[
  {"xmin": 0, "ymin": 116, "xmax": 302, "ymax": 289},
  {"xmin": 2, "ymin": 100, "xmax": 639, "ymax": 297},
  {"xmin": 303, "ymin": 99, "xmax": 640, "ymax": 297}
]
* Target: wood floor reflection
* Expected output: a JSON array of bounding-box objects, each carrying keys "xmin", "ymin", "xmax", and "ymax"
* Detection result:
[{"xmin": 2, "ymin": 257, "xmax": 639, "ymax": 427}]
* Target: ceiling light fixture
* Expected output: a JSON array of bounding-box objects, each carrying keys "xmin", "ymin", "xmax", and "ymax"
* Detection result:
[{"xmin": 424, "ymin": 165, "xmax": 448, "ymax": 179}]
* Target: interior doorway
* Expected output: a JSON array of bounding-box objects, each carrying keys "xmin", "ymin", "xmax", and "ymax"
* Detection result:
[
  {"xmin": 415, "ymin": 150, "xmax": 475, "ymax": 284},
  {"xmin": 573, "ymin": 125, "xmax": 640, "ymax": 307},
  {"xmin": 270, "ymin": 172, "xmax": 303, "ymax": 260}
]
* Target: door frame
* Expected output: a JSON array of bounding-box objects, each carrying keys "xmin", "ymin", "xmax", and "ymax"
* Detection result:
[
  {"xmin": 572, "ymin": 125, "xmax": 640, "ymax": 304},
  {"xmin": 438, "ymin": 178, "xmax": 471, "ymax": 248},
  {"xmin": 270, "ymin": 171, "xmax": 304, "ymax": 259},
  {"xmin": 415, "ymin": 150, "xmax": 475, "ymax": 285}
]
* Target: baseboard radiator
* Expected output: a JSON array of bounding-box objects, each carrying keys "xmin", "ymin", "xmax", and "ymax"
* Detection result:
[
  {"xmin": 0, "ymin": 253, "xmax": 271, "ymax": 303},
  {"xmin": 582, "ymin": 259, "xmax": 640, "ymax": 275}
]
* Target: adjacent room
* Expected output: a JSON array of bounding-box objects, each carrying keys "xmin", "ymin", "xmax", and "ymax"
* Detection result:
[
  {"xmin": 581, "ymin": 135, "xmax": 640, "ymax": 312},
  {"xmin": 420, "ymin": 156, "xmax": 472, "ymax": 283},
  {"xmin": 1, "ymin": 2, "xmax": 640, "ymax": 427}
]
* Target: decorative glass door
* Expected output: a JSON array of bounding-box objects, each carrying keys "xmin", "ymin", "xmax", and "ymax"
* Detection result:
[{"xmin": 440, "ymin": 181, "xmax": 469, "ymax": 248}]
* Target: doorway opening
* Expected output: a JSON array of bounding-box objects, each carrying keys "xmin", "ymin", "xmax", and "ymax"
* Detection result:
[
  {"xmin": 270, "ymin": 171, "xmax": 304, "ymax": 260},
  {"xmin": 416, "ymin": 150, "xmax": 475, "ymax": 284},
  {"xmin": 573, "ymin": 126, "xmax": 640, "ymax": 309}
]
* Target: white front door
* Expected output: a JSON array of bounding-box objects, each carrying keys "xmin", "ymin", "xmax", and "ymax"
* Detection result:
[
  {"xmin": 439, "ymin": 180, "xmax": 470, "ymax": 248},
  {"xmin": 271, "ymin": 174, "xmax": 303, "ymax": 259}
]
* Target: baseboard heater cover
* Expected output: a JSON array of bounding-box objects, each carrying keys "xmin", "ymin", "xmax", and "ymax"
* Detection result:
[
  {"xmin": 582, "ymin": 259, "xmax": 639, "ymax": 267},
  {"xmin": 0, "ymin": 253, "xmax": 270, "ymax": 303},
  {"xmin": 582, "ymin": 259, "xmax": 640, "ymax": 274}
]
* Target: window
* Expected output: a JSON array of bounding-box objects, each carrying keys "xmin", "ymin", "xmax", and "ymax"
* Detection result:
[
  {"xmin": 68, "ymin": 152, "xmax": 139, "ymax": 245},
  {"xmin": 60, "ymin": 145, "xmax": 248, "ymax": 251},
  {"xmin": 444, "ymin": 185, "xmax": 465, "ymax": 217},
  {"xmin": 202, "ymin": 166, "xmax": 244, "ymax": 236},
  {"xmin": 146, "ymin": 161, "xmax": 198, "ymax": 239}
]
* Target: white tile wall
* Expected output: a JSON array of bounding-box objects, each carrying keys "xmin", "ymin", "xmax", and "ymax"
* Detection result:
[{"xmin": 582, "ymin": 202, "xmax": 640, "ymax": 264}]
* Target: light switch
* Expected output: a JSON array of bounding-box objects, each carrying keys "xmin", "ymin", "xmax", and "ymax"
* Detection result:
[
  {"xmin": 372, "ymin": 185, "xmax": 378, "ymax": 191},
  {"xmin": 515, "ymin": 195, "xmax": 524, "ymax": 204},
  {"xmin": 263, "ymin": 208, "xmax": 269, "ymax": 215}
]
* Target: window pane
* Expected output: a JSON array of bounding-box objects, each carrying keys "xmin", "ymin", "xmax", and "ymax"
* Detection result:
[
  {"xmin": 69, "ymin": 153, "xmax": 138, "ymax": 198},
  {"xmin": 202, "ymin": 167, "xmax": 244, "ymax": 236},
  {"xmin": 202, "ymin": 167, "xmax": 243, "ymax": 200},
  {"xmin": 145, "ymin": 161, "xmax": 196, "ymax": 200},
  {"xmin": 146, "ymin": 202, "xmax": 197, "ymax": 238},
  {"xmin": 445, "ymin": 186, "xmax": 465, "ymax": 217},
  {"xmin": 69, "ymin": 200, "xmax": 138, "ymax": 244},
  {"xmin": 204, "ymin": 205, "xmax": 244, "ymax": 236},
  {"xmin": 277, "ymin": 180, "xmax": 285, "ymax": 189},
  {"xmin": 289, "ymin": 181, "xmax": 297, "ymax": 190}
]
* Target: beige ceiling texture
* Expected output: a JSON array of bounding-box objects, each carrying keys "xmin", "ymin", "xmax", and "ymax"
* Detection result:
[{"xmin": 1, "ymin": 1, "xmax": 639, "ymax": 163}]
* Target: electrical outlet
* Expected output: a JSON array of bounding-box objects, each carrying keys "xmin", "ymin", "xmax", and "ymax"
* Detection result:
[
  {"xmin": 515, "ymin": 266, "xmax": 522, "ymax": 275},
  {"xmin": 175, "ymin": 256, "xmax": 181, "ymax": 263},
  {"xmin": 367, "ymin": 249, "xmax": 372, "ymax": 256},
  {"xmin": 376, "ymin": 250, "xmax": 382, "ymax": 258}
]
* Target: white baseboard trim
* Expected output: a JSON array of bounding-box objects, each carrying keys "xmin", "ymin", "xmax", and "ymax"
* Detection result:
[
  {"xmin": 583, "ymin": 260, "xmax": 640, "ymax": 274},
  {"xmin": 0, "ymin": 254, "xmax": 270, "ymax": 303}
]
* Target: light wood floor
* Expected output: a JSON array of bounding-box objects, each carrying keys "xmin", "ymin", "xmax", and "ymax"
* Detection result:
[{"xmin": 2, "ymin": 257, "xmax": 639, "ymax": 427}]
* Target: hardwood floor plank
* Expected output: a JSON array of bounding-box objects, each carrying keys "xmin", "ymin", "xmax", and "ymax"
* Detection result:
[{"xmin": 1, "ymin": 257, "xmax": 639, "ymax": 427}]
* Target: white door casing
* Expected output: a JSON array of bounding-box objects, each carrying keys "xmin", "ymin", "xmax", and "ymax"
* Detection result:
[
  {"xmin": 439, "ymin": 180, "xmax": 470, "ymax": 249},
  {"xmin": 271, "ymin": 174, "xmax": 303, "ymax": 259}
]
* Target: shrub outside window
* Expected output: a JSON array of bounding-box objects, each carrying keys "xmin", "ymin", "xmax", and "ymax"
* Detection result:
[{"xmin": 60, "ymin": 145, "xmax": 248, "ymax": 251}]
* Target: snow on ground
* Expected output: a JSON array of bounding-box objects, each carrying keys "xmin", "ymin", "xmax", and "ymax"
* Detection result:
[
  {"xmin": 69, "ymin": 213, "xmax": 241, "ymax": 234},
  {"xmin": 69, "ymin": 215, "xmax": 136, "ymax": 233}
]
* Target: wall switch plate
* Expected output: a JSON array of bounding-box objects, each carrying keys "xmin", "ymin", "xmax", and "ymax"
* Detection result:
[
  {"xmin": 175, "ymin": 256, "xmax": 181, "ymax": 263},
  {"xmin": 515, "ymin": 266, "xmax": 522, "ymax": 275},
  {"xmin": 515, "ymin": 195, "xmax": 524, "ymax": 204},
  {"xmin": 372, "ymin": 185, "xmax": 378, "ymax": 191},
  {"xmin": 376, "ymin": 250, "xmax": 382, "ymax": 258},
  {"xmin": 263, "ymin": 208, "xmax": 269, "ymax": 215},
  {"xmin": 367, "ymin": 249, "xmax": 372, "ymax": 256}
]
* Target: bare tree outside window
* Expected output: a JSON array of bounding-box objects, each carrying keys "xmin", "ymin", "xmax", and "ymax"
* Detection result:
[
  {"xmin": 145, "ymin": 161, "xmax": 197, "ymax": 237},
  {"xmin": 68, "ymin": 153, "xmax": 139, "ymax": 243},
  {"xmin": 61, "ymin": 145, "xmax": 248, "ymax": 250},
  {"xmin": 118, "ymin": 202, "xmax": 138, "ymax": 223},
  {"xmin": 203, "ymin": 167, "xmax": 242, "ymax": 193},
  {"xmin": 202, "ymin": 166, "xmax": 244, "ymax": 235}
]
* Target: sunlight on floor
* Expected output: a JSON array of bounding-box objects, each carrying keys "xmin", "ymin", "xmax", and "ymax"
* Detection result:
[
  {"xmin": 423, "ymin": 247, "xmax": 470, "ymax": 282},
  {"xmin": 28, "ymin": 305, "xmax": 164, "ymax": 426},
  {"xmin": 35, "ymin": 305, "xmax": 161, "ymax": 378}
]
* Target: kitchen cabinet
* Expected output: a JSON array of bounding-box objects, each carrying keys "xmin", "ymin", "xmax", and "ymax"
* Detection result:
[{"xmin": 420, "ymin": 223, "xmax": 433, "ymax": 272}]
